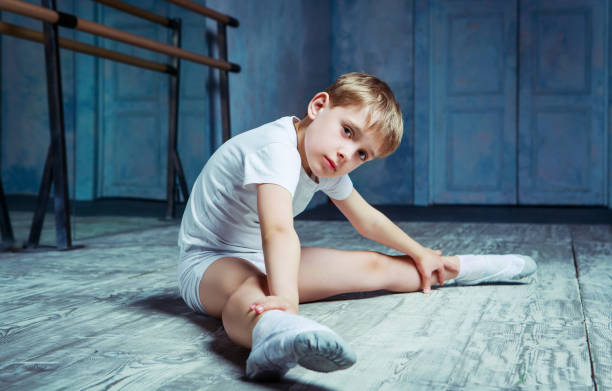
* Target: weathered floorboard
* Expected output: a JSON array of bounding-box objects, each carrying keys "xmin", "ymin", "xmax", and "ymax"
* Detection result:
[
  {"xmin": 0, "ymin": 219, "xmax": 605, "ymax": 390},
  {"xmin": 573, "ymin": 240, "xmax": 612, "ymax": 391}
]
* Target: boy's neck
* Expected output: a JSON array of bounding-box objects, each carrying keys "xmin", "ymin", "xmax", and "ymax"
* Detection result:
[{"xmin": 293, "ymin": 117, "xmax": 318, "ymax": 182}]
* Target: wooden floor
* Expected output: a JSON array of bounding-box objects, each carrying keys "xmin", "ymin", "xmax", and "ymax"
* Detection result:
[{"xmin": 1, "ymin": 212, "xmax": 611, "ymax": 390}]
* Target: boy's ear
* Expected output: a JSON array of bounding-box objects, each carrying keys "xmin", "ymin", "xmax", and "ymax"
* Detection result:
[{"xmin": 307, "ymin": 92, "xmax": 329, "ymax": 120}]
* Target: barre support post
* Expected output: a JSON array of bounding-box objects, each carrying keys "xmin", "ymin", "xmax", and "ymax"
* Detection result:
[
  {"xmin": 27, "ymin": 146, "xmax": 53, "ymax": 247},
  {"xmin": 41, "ymin": 0, "xmax": 71, "ymax": 248},
  {"xmin": 217, "ymin": 21, "xmax": 231, "ymax": 142},
  {"xmin": 0, "ymin": 178, "xmax": 15, "ymax": 248},
  {"xmin": 166, "ymin": 18, "xmax": 189, "ymax": 219}
]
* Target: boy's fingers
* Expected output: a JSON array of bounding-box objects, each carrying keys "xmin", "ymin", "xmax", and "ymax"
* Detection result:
[
  {"xmin": 416, "ymin": 265, "xmax": 427, "ymax": 291},
  {"xmin": 249, "ymin": 299, "xmax": 288, "ymax": 314},
  {"xmin": 445, "ymin": 259, "xmax": 460, "ymax": 273},
  {"xmin": 421, "ymin": 273, "xmax": 431, "ymax": 293},
  {"xmin": 258, "ymin": 306, "xmax": 284, "ymax": 315},
  {"xmin": 249, "ymin": 303, "xmax": 264, "ymax": 313},
  {"xmin": 437, "ymin": 269, "xmax": 445, "ymax": 286},
  {"xmin": 252, "ymin": 304, "xmax": 286, "ymax": 315}
]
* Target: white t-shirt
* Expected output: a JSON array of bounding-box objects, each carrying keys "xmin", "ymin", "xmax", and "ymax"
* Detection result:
[{"xmin": 178, "ymin": 116, "xmax": 353, "ymax": 254}]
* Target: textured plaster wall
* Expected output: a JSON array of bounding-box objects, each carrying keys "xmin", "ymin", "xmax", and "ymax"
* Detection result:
[
  {"xmin": 1, "ymin": 0, "xmax": 77, "ymax": 195},
  {"xmin": 3, "ymin": 1, "xmax": 609, "ymax": 207},
  {"xmin": 206, "ymin": 0, "xmax": 331, "ymax": 137},
  {"xmin": 0, "ymin": 0, "xmax": 331, "ymax": 205},
  {"xmin": 0, "ymin": 1, "xmax": 421, "ymax": 206},
  {"xmin": 330, "ymin": 0, "xmax": 414, "ymax": 205}
]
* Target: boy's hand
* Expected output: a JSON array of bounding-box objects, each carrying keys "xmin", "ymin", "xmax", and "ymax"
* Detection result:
[
  {"xmin": 414, "ymin": 248, "xmax": 456, "ymax": 294},
  {"xmin": 249, "ymin": 295, "xmax": 298, "ymax": 316}
]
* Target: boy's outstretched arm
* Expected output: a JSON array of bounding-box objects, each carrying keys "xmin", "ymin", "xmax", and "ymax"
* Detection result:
[
  {"xmin": 251, "ymin": 183, "xmax": 301, "ymax": 314},
  {"xmin": 332, "ymin": 189, "xmax": 458, "ymax": 293}
]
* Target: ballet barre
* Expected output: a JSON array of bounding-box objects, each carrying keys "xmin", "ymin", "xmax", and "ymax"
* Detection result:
[
  {"xmin": 93, "ymin": 0, "xmax": 174, "ymax": 27},
  {"xmin": 0, "ymin": 0, "xmax": 240, "ymax": 249},
  {"xmin": 165, "ymin": 0, "xmax": 239, "ymax": 27},
  {"xmin": 0, "ymin": 21, "xmax": 174, "ymax": 73},
  {"xmin": 0, "ymin": 0, "xmax": 240, "ymax": 71}
]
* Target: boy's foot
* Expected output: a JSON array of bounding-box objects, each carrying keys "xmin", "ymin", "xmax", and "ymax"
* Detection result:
[
  {"xmin": 451, "ymin": 254, "xmax": 537, "ymax": 286},
  {"xmin": 246, "ymin": 310, "xmax": 356, "ymax": 381}
]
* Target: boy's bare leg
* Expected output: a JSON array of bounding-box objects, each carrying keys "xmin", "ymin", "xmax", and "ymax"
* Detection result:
[
  {"xmin": 199, "ymin": 257, "xmax": 270, "ymax": 348},
  {"xmin": 297, "ymin": 247, "xmax": 459, "ymax": 303},
  {"xmin": 199, "ymin": 256, "xmax": 357, "ymax": 379},
  {"xmin": 198, "ymin": 249, "xmax": 458, "ymax": 348}
]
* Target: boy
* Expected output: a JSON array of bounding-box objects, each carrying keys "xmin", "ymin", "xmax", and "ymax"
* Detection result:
[{"xmin": 177, "ymin": 73, "xmax": 537, "ymax": 380}]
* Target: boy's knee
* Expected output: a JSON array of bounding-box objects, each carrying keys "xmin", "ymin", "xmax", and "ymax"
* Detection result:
[
  {"xmin": 364, "ymin": 251, "xmax": 387, "ymax": 276},
  {"xmin": 224, "ymin": 275, "xmax": 268, "ymax": 312}
]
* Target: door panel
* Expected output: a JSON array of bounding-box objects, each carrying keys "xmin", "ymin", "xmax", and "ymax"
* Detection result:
[
  {"xmin": 431, "ymin": 0, "xmax": 518, "ymax": 204},
  {"xmin": 98, "ymin": 1, "xmax": 169, "ymax": 199},
  {"xmin": 518, "ymin": 0, "xmax": 606, "ymax": 205}
]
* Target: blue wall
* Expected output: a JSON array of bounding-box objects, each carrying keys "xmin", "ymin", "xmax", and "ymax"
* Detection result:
[
  {"xmin": 1, "ymin": 0, "xmax": 77, "ymax": 195},
  {"xmin": 0, "ymin": 0, "xmax": 332, "ymax": 205},
  {"xmin": 2, "ymin": 0, "xmax": 611, "ymax": 207},
  {"xmin": 207, "ymin": 0, "xmax": 331, "ymax": 136},
  {"xmin": 331, "ymin": 0, "xmax": 414, "ymax": 205}
]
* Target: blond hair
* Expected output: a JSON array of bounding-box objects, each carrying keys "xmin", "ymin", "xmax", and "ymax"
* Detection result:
[{"xmin": 301, "ymin": 72, "xmax": 403, "ymax": 157}]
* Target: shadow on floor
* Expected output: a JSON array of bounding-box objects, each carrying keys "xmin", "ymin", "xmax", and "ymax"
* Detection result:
[{"xmin": 128, "ymin": 293, "xmax": 337, "ymax": 390}]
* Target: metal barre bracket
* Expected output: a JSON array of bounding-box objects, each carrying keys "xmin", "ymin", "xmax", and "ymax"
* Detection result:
[{"xmin": 56, "ymin": 11, "xmax": 76, "ymax": 28}]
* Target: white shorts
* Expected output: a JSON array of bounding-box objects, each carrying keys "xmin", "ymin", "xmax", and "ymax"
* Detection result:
[{"xmin": 177, "ymin": 249, "xmax": 267, "ymax": 316}]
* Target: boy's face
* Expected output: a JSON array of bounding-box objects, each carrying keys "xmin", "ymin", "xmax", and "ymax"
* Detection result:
[{"xmin": 303, "ymin": 92, "xmax": 381, "ymax": 178}]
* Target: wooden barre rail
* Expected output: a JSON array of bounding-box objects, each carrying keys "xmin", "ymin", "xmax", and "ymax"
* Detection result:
[
  {"xmin": 0, "ymin": 21, "xmax": 174, "ymax": 74},
  {"xmin": 92, "ymin": 0, "xmax": 239, "ymax": 28},
  {"xmin": 0, "ymin": 0, "xmax": 240, "ymax": 72},
  {"xmin": 92, "ymin": 0, "xmax": 172, "ymax": 27},
  {"xmin": 165, "ymin": 0, "xmax": 239, "ymax": 27}
]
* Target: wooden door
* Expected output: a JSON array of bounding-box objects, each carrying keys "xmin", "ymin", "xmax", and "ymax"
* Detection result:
[
  {"xmin": 430, "ymin": 0, "xmax": 518, "ymax": 204},
  {"xmin": 518, "ymin": 0, "xmax": 607, "ymax": 205}
]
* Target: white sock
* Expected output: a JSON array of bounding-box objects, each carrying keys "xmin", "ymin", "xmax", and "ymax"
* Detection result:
[
  {"xmin": 250, "ymin": 310, "xmax": 327, "ymax": 359},
  {"xmin": 454, "ymin": 254, "xmax": 537, "ymax": 285},
  {"xmin": 246, "ymin": 310, "xmax": 356, "ymax": 380}
]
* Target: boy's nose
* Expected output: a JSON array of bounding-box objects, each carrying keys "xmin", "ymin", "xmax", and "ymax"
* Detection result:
[
  {"xmin": 337, "ymin": 148, "xmax": 356, "ymax": 161},
  {"xmin": 337, "ymin": 150, "xmax": 350, "ymax": 165}
]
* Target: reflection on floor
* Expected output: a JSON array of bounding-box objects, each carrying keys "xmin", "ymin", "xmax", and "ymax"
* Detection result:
[{"xmin": 1, "ymin": 213, "xmax": 610, "ymax": 390}]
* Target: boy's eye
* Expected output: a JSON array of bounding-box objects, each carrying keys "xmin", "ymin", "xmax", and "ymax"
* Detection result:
[
  {"xmin": 359, "ymin": 151, "xmax": 367, "ymax": 161},
  {"xmin": 343, "ymin": 127, "xmax": 352, "ymax": 137}
]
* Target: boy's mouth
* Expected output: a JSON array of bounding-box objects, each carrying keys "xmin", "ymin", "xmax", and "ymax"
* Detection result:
[{"xmin": 324, "ymin": 156, "xmax": 337, "ymax": 171}]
